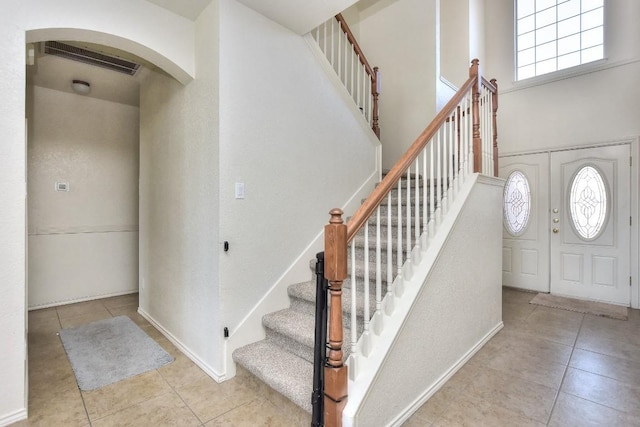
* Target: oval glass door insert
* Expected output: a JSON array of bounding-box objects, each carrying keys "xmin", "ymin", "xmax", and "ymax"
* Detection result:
[
  {"xmin": 569, "ymin": 165, "xmax": 608, "ymax": 240},
  {"xmin": 503, "ymin": 170, "xmax": 531, "ymax": 236}
]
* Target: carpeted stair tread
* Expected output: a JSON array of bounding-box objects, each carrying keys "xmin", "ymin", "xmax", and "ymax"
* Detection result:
[
  {"xmin": 264, "ymin": 308, "xmax": 353, "ymax": 363},
  {"xmin": 264, "ymin": 309, "xmax": 316, "ymax": 348},
  {"xmin": 288, "ymin": 280, "xmax": 377, "ymax": 320},
  {"xmin": 232, "ymin": 340, "xmax": 313, "ymax": 413},
  {"xmin": 234, "ymin": 173, "xmax": 426, "ymax": 415}
]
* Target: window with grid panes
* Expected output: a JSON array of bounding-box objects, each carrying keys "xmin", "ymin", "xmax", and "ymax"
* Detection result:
[{"xmin": 516, "ymin": 0, "xmax": 604, "ymax": 80}]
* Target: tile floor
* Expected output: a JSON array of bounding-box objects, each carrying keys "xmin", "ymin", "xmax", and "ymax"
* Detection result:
[
  {"xmin": 12, "ymin": 288, "xmax": 640, "ymax": 426},
  {"xmin": 404, "ymin": 287, "xmax": 640, "ymax": 426}
]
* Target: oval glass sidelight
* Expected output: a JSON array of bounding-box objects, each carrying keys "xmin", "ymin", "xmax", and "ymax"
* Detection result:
[
  {"xmin": 569, "ymin": 165, "xmax": 608, "ymax": 240},
  {"xmin": 503, "ymin": 170, "xmax": 531, "ymax": 236}
]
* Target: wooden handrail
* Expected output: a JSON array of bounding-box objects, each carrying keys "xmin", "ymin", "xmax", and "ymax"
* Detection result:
[
  {"xmin": 322, "ymin": 59, "xmax": 496, "ymax": 427},
  {"xmin": 335, "ymin": 13, "xmax": 375, "ymax": 77},
  {"xmin": 335, "ymin": 13, "xmax": 380, "ymax": 138},
  {"xmin": 481, "ymin": 76, "xmax": 497, "ymax": 93},
  {"xmin": 346, "ymin": 66, "xmax": 477, "ymax": 241}
]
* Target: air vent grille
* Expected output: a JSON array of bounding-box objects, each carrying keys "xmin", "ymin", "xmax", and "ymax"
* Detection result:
[{"xmin": 43, "ymin": 41, "xmax": 141, "ymax": 76}]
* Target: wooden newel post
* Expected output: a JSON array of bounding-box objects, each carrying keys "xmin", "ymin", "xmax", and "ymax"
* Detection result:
[
  {"xmin": 372, "ymin": 66, "xmax": 380, "ymax": 139},
  {"xmin": 470, "ymin": 59, "xmax": 481, "ymax": 173},
  {"xmin": 491, "ymin": 78, "xmax": 499, "ymax": 177},
  {"xmin": 324, "ymin": 208, "xmax": 348, "ymax": 427}
]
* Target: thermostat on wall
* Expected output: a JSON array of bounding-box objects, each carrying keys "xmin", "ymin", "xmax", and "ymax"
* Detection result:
[{"xmin": 55, "ymin": 182, "xmax": 70, "ymax": 192}]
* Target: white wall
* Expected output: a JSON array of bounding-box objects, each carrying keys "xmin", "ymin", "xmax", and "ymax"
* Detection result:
[
  {"xmin": 237, "ymin": 0, "xmax": 359, "ymax": 35},
  {"xmin": 0, "ymin": 1, "xmax": 198, "ymax": 423},
  {"xmin": 352, "ymin": 176, "xmax": 504, "ymax": 426},
  {"xmin": 27, "ymin": 86, "xmax": 139, "ymax": 308},
  {"xmin": 138, "ymin": 1, "xmax": 222, "ymax": 377},
  {"xmin": 25, "ymin": 0, "xmax": 196, "ymax": 84},
  {"xmin": 354, "ymin": 0, "xmax": 438, "ymax": 169},
  {"xmin": 485, "ymin": 0, "xmax": 640, "ymax": 154},
  {"xmin": 440, "ymin": 0, "xmax": 469, "ymax": 88},
  {"xmin": 0, "ymin": 1, "xmax": 28, "ymax": 423},
  {"xmin": 217, "ymin": 0, "xmax": 379, "ymax": 342}
]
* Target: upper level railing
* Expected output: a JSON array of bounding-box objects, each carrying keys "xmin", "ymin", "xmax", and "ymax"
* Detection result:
[
  {"xmin": 312, "ymin": 14, "xmax": 380, "ymax": 138},
  {"xmin": 319, "ymin": 59, "xmax": 498, "ymax": 426}
]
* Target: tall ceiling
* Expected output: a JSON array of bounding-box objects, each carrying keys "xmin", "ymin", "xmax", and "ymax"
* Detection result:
[
  {"xmin": 143, "ymin": 0, "xmax": 212, "ymax": 20},
  {"xmin": 27, "ymin": 0, "xmax": 360, "ymax": 106},
  {"xmin": 145, "ymin": 0, "xmax": 358, "ymax": 34}
]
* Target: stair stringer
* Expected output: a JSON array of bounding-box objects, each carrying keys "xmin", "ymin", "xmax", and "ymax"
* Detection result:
[{"xmin": 343, "ymin": 174, "xmax": 505, "ymax": 427}]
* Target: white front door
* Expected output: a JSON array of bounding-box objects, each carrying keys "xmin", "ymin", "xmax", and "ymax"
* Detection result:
[
  {"xmin": 550, "ymin": 145, "xmax": 631, "ymax": 305},
  {"xmin": 500, "ymin": 153, "xmax": 550, "ymax": 292}
]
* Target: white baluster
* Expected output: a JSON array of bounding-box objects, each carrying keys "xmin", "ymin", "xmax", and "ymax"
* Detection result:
[
  {"xmin": 350, "ymin": 239, "xmax": 357, "ymax": 378},
  {"xmin": 422, "ymin": 146, "xmax": 429, "ymax": 251},
  {"xmin": 337, "ymin": 23, "xmax": 341, "ymax": 80},
  {"xmin": 436, "ymin": 130, "xmax": 442, "ymax": 225},
  {"xmin": 406, "ymin": 168, "xmax": 411, "ymax": 262},
  {"xmin": 414, "ymin": 161, "xmax": 421, "ymax": 263},
  {"xmin": 463, "ymin": 95, "xmax": 469, "ymax": 179},
  {"xmin": 362, "ymin": 221, "xmax": 371, "ymax": 356},
  {"xmin": 330, "ymin": 19, "xmax": 335, "ymax": 68},
  {"xmin": 323, "ymin": 21, "xmax": 327, "ymax": 55},
  {"xmin": 374, "ymin": 206, "xmax": 382, "ymax": 335},
  {"xmin": 396, "ymin": 179, "xmax": 403, "ymax": 297},
  {"xmin": 429, "ymin": 141, "xmax": 435, "ymax": 236},
  {"xmin": 447, "ymin": 111, "xmax": 456, "ymax": 203},
  {"xmin": 453, "ymin": 109, "xmax": 458, "ymax": 194},
  {"xmin": 385, "ymin": 192, "xmax": 394, "ymax": 315}
]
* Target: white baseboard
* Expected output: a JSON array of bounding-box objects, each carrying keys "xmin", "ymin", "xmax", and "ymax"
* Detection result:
[
  {"xmin": 137, "ymin": 308, "xmax": 226, "ymax": 383},
  {"xmin": 0, "ymin": 408, "xmax": 27, "ymax": 427},
  {"xmin": 29, "ymin": 289, "xmax": 138, "ymax": 310},
  {"xmin": 389, "ymin": 321, "xmax": 504, "ymax": 427}
]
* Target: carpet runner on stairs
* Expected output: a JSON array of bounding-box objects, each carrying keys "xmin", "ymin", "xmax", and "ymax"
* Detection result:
[{"xmin": 232, "ymin": 175, "xmax": 426, "ymax": 416}]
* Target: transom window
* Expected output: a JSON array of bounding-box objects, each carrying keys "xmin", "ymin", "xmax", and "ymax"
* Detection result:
[{"xmin": 516, "ymin": 0, "xmax": 604, "ymax": 80}]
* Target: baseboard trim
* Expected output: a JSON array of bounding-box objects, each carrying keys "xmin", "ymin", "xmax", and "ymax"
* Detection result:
[
  {"xmin": 0, "ymin": 408, "xmax": 27, "ymax": 427},
  {"xmin": 29, "ymin": 289, "xmax": 138, "ymax": 311},
  {"xmin": 389, "ymin": 321, "xmax": 504, "ymax": 427},
  {"xmin": 137, "ymin": 308, "xmax": 226, "ymax": 383}
]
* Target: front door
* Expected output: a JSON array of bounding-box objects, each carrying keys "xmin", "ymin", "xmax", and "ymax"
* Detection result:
[
  {"xmin": 501, "ymin": 153, "xmax": 550, "ymax": 292},
  {"xmin": 549, "ymin": 145, "xmax": 631, "ymax": 305}
]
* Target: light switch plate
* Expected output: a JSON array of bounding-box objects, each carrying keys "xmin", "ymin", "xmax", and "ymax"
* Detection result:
[{"xmin": 235, "ymin": 182, "xmax": 245, "ymax": 199}]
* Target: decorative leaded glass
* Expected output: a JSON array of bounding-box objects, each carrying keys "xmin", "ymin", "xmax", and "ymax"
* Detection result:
[
  {"xmin": 503, "ymin": 170, "xmax": 531, "ymax": 235},
  {"xmin": 569, "ymin": 165, "xmax": 608, "ymax": 240}
]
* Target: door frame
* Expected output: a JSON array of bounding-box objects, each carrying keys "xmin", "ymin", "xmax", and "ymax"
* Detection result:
[{"xmin": 499, "ymin": 137, "xmax": 639, "ymax": 309}]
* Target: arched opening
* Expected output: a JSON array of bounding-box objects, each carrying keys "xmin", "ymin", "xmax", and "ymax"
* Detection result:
[{"xmin": 23, "ymin": 27, "xmax": 194, "ymax": 420}]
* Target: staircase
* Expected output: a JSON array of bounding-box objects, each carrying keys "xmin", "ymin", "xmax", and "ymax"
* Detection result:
[{"xmin": 232, "ymin": 175, "xmax": 421, "ymax": 420}]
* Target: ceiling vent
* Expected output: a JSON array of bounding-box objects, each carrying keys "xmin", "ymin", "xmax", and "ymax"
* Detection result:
[{"xmin": 43, "ymin": 41, "xmax": 141, "ymax": 76}]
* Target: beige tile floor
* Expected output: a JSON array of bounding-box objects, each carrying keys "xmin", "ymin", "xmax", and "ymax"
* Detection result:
[
  {"xmin": 404, "ymin": 287, "xmax": 640, "ymax": 426},
  {"xmin": 12, "ymin": 288, "xmax": 640, "ymax": 426}
]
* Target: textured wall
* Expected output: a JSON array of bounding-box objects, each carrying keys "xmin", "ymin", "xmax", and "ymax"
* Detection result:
[
  {"xmin": 0, "ymin": 1, "xmax": 28, "ymax": 422},
  {"xmin": 0, "ymin": 0, "xmax": 198, "ymax": 422},
  {"xmin": 217, "ymin": 0, "xmax": 379, "ymax": 343},
  {"xmin": 485, "ymin": 0, "xmax": 640, "ymax": 154},
  {"xmin": 354, "ymin": 176, "xmax": 504, "ymax": 426},
  {"xmin": 354, "ymin": 0, "xmax": 438, "ymax": 169},
  {"xmin": 28, "ymin": 87, "xmax": 139, "ymax": 308},
  {"xmin": 138, "ymin": 1, "xmax": 222, "ymax": 377}
]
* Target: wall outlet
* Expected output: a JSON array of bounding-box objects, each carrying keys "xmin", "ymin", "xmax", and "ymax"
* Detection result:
[{"xmin": 140, "ymin": 277, "xmax": 145, "ymax": 290}]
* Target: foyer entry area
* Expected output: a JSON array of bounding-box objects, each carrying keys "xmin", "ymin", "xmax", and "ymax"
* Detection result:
[
  {"xmin": 501, "ymin": 143, "xmax": 633, "ymax": 306},
  {"xmin": 19, "ymin": 288, "xmax": 640, "ymax": 426}
]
